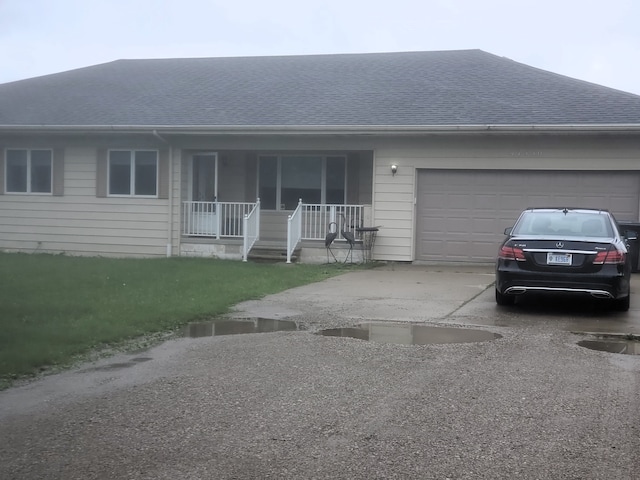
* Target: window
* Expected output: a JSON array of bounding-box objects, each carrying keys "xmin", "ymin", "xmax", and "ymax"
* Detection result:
[
  {"xmin": 5, "ymin": 149, "xmax": 52, "ymax": 194},
  {"xmin": 108, "ymin": 150, "xmax": 158, "ymax": 196},
  {"xmin": 258, "ymin": 155, "xmax": 346, "ymax": 210}
]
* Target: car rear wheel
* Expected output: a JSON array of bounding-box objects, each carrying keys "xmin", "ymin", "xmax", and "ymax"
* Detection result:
[
  {"xmin": 495, "ymin": 289, "xmax": 515, "ymax": 306},
  {"xmin": 612, "ymin": 294, "xmax": 630, "ymax": 312}
]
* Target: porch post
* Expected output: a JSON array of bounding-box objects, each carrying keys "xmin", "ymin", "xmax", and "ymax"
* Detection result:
[
  {"xmin": 242, "ymin": 214, "xmax": 248, "ymax": 262},
  {"xmin": 215, "ymin": 200, "xmax": 221, "ymax": 240},
  {"xmin": 286, "ymin": 213, "xmax": 292, "ymax": 264},
  {"xmin": 256, "ymin": 198, "xmax": 260, "ymax": 240}
]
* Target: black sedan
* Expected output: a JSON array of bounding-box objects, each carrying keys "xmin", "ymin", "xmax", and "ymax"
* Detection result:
[{"xmin": 495, "ymin": 208, "xmax": 633, "ymax": 311}]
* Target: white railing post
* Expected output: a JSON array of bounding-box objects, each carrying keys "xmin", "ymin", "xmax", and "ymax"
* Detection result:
[
  {"xmin": 215, "ymin": 200, "xmax": 221, "ymax": 239},
  {"xmin": 256, "ymin": 198, "xmax": 260, "ymax": 241},
  {"xmin": 182, "ymin": 202, "xmax": 187, "ymax": 235},
  {"xmin": 287, "ymin": 199, "xmax": 303, "ymax": 263},
  {"xmin": 242, "ymin": 199, "xmax": 261, "ymax": 261},
  {"xmin": 242, "ymin": 214, "xmax": 249, "ymax": 262}
]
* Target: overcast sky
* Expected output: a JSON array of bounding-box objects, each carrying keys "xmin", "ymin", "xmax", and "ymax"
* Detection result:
[{"xmin": 1, "ymin": 0, "xmax": 639, "ymax": 95}]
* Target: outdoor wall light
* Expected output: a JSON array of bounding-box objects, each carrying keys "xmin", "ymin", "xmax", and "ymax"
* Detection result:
[{"xmin": 391, "ymin": 164, "xmax": 398, "ymax": 176}]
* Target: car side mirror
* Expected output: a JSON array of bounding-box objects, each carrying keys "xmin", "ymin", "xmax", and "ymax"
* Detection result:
[
  {"xmin": 625, "ymin": 230, "xmax": 638, "ymax": 241},
  {"xmin": 504, "ymin": 227, "xmax": 512, "ymax": 235}
]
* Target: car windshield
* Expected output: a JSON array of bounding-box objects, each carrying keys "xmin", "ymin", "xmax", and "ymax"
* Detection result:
[{"xmin": 512, "ymin": 211, "xmax": 614, "ymax": 238}]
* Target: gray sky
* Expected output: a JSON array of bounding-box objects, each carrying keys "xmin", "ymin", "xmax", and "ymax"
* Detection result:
[{"xmin": 1, "ymin": 0, "xmax": 639, "ymax": 95}]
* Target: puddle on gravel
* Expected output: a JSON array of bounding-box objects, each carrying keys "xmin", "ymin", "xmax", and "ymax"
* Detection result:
[
  {"xmin": 183, "ymin": 318, "xmax": 298, "ymax": 338},
  {"xmin": 80, "ymin": 357, "xmax": 153, "ymax": 372},
  {"xmin": 317, "ymin": 323, "xmax": 501, "ymax": 345},
  {"xmin": 577, "ymin": 338, "xmax": 640, "ymax": 355}
]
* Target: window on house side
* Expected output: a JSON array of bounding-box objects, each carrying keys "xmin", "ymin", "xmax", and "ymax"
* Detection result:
[
  {"xmin": 108, "ymin": 150, "xmax": 158, "ymax": 196},
  {"xmin": 5, "ymin": 149, "xmax": 52, "ymax": 194}
]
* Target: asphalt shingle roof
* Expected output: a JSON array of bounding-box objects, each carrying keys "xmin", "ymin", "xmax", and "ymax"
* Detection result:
[{"xmin": 1, "ymin": 49, "xmax": 639, "ymax": 128}]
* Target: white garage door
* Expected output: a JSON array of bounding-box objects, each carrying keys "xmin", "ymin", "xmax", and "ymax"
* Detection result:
[{"xmin": 416, "ymin": 170, "xmax": 640, "ymax": 263}]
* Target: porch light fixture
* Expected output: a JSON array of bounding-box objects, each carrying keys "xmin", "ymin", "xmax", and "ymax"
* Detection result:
[{"xmin": 391, "ymin": 164, "xmax": 398, "ymax": 176}]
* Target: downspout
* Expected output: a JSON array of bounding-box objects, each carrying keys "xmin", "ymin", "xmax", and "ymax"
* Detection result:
[{"xmin": 152, "ymin": 130, "xmax": 173, "ymax": 257}]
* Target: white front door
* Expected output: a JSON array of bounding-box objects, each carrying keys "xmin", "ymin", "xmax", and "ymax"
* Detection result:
[
  {"xmin": 190, "ymin": 154, "xmax": 218, "ymax": 235},
  {"xmin": 192, "ymin": 153, "xmax": 218, "ymax": 202}
]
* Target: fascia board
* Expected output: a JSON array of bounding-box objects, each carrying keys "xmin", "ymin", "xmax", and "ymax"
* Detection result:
[{"xmin": 1, "ymin": 124, "xmax": 640, "ymax": 136}]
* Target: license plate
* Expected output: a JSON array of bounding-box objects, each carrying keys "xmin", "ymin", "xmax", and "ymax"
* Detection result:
[{"xmin": 547, "ymin": 253, "xmax": 572, "ymax": 265}]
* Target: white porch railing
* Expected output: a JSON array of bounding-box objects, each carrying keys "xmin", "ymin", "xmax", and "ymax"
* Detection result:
[
  {"xmin": 286, "ymin": 200, "xmax": 303, "ymax": 263},
  {"xmin": 301, "ymin": 204, "xmax": 364, "ymax": 240},
  {"xmin": 242, "ymin": 199, "xmax": 261, "ymax": 262},
  {"xmin": 286, "ymin": 203, "xmax": 365, "ymax": 262},
  {"xmin": 184, "ymin": 200, "xmax": 365, "ymax": 262},
  {"xmin": 182, "ymin": 201, "xmax": 258, "ymax": 238}
]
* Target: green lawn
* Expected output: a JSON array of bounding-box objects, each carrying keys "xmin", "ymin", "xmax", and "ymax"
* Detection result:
[{"xmin": 0, "ymin": 253, "xmax": 350, "ymax": 386}]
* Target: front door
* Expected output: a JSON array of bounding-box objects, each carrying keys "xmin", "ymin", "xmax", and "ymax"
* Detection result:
[
  {"xmin": 189, "ymin": 154, "xmax": 218, "ymax": 235},
  {"xmin": 192, "ymin": 153, "xmax": 218, "ymax": 202}
]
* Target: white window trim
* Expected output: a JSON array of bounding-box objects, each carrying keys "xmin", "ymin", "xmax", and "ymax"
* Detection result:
[
  {"xmin": 257, "ymin": 154, "xmax": 348, "ymax": 210},
  {"xmin": 107, "ymin": 149, "xmax": 159, "ymax": 198},
  {"xmin": 4, "ymin": 148, "xmax": 53, "ymax": 195}
]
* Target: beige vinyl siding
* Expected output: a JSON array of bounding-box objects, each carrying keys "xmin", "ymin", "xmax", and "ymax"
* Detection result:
[
  {"xmin": 0, "ymin": 147, "xmax": 170, "ymax": 257},
  {"xmin": 52, "ymin": 148, "xmax": 65, "ymax": 196},
  {"xmin": 169, "ymin": 148, "xmax": 182, "ymax": 256},
  {"xmin": 371, "ymin": 156, "xmax": 415, "ymax": 261},
  {"xmin": 158, "ymin": 149, "xmax": 170, "ymax": 199},
  {"xmin": 372, "ymin": 135, "xmax": 640, "ymax": 262},
  {"xmin": 4, "ymin": 132, "xmax": 636, "ymax": 261}
]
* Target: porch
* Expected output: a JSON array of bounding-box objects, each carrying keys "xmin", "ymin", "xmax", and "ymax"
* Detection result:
[
  {"xmin": 180, "ymin": 201, "xmax": 373, "ymax": 263},
  {"xmin": 177, "ymin": 148, "xmax": 374, "ymax": 263}
]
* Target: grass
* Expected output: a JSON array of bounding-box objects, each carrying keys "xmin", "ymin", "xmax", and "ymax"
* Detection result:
[{"xmin": 0, "ymin": 252, "xmax": 354, "ymax": 387}]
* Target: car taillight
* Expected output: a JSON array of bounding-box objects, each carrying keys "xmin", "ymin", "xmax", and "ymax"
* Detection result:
[
  {"xmin": 593, "ymin": 249, "xmax": 626, "ymax": 265},
  {"xmin": 498, "ymin": 245, "xmax": 525, "ymax": 261}
]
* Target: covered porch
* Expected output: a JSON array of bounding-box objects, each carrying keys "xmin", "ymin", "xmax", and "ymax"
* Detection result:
[{"xmin": 178, "ymin": 149, "xmax": 374, "ymax": 262}]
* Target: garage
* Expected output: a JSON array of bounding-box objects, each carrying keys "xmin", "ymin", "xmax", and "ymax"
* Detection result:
[{"xmin": 416, "ymin": 170, "xmax": 640, "ymax": 263}]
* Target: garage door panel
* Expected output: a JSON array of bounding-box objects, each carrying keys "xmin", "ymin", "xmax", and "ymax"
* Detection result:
[
  {"xmin": 475, "ymin": 194, "xmax": 500, "ymax": 209},
  {"xmin": 446, "ymin": 194, "xmax": 472, "ymax": 208},
  {"xmin": 416, "ymin": 170, "xmax": 640, "ymax": 262},
  {"xmin": 606, "ymin": 197, "xmax": 637, "ymax": 219},
  {"xmin": 472, "ymin": 217, "xmax": 499, "ymax": 234},
  {"xmin": 446, "ymin": 218, "xmax": 472, "ymax": 233}
]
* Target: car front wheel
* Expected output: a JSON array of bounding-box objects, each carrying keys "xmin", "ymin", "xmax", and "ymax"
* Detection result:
[{"xmin": 495, "ymin": 289, "xmax": 515, "ymax": 306}]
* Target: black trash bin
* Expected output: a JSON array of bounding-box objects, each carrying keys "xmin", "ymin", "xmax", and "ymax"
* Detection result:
[{"xmin": 618, "ymin": 222, "xmax": 640, "ymax": 272}]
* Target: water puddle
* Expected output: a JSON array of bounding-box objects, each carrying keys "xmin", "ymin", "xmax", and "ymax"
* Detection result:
[
  {"xmin": 577, "ymin": 338, "xmax": 640, "ymax": 355},
  {"xmin": 80, "ymin": 357, "xmax": 153, "ymax": 372},
  {"xmin": 183, "ymin": 318, "xmax": 298, "ymax": 338},
  {"xmin": 318, "ymin": 323, "xmax": 501, "ymax": 345}
]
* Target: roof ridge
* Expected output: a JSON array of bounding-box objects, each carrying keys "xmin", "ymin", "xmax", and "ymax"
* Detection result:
[{"xmin": 112, "ymin": 49, "xmax": 487, "ymax": 63}]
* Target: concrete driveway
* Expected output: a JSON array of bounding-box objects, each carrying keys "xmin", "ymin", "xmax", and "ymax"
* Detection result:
[
  {"xmin": 1, "ymin": 264, "xmax": 640, "ymax": 479},
  {"xmin": 230, "ymin": 263, "xmax": 640, "ymax": 335}
]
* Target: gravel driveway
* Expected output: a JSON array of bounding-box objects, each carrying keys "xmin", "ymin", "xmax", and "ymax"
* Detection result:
[{"xmin": 1, "ymin": 264, "xmax": 639, "ymax": 479}]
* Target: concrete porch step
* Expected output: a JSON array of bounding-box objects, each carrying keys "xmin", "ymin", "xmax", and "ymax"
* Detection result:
[{"xmin": 247, "ymin": 242, "xmax": 300, "ymax": 263}]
